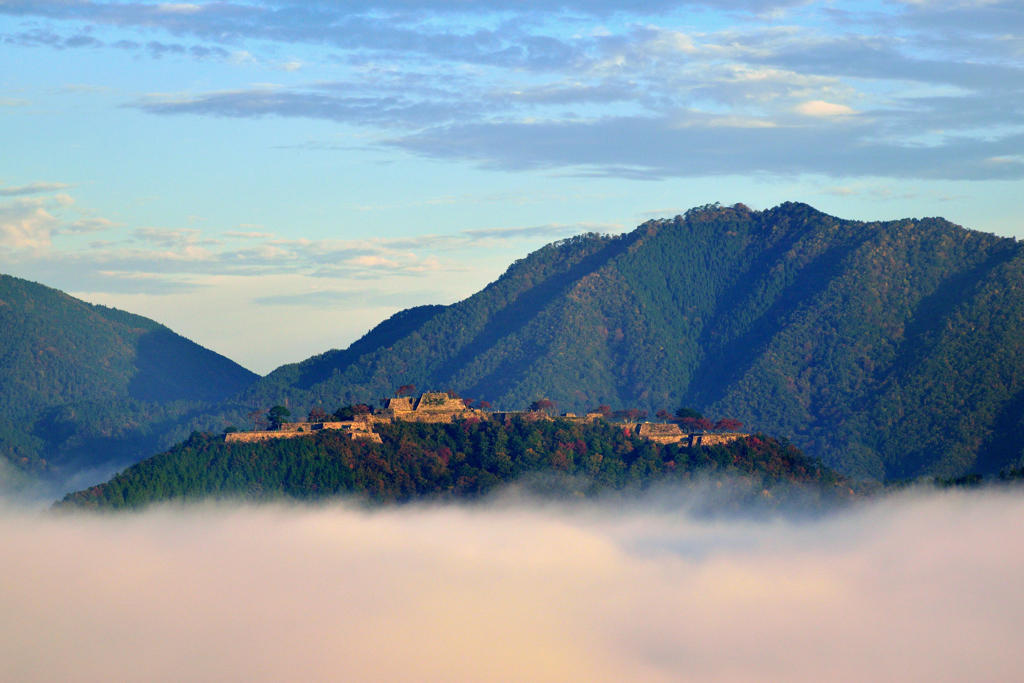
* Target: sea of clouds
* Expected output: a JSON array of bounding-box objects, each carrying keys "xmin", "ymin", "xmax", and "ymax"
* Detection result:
[{"xmin": 2, "ymin": 490, "xmax": 1023, "ymax": 682}]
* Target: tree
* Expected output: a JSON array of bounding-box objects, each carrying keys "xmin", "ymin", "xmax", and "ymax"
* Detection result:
[
  {"xmin": 714, "ymin": 418, "xmax": 744, "ymax": 432},
  {"xmin": 248, "ymin": 408, "xmax": 267, "ymax": 431},
  {"xmin": 479, "ymin": 401, "xmax": 492, "ymax": 410},
  {"xmin": 529, "ymin": 398, "xmax": 556, "ymax": 414},
  {"xmin": 333, "ymin": 405, "xmax": 355, "ymax": 421},
  {"xmin": 655, "ymin": 409, "xmax": 672, "ymax": 420},
  {"xmin": 268, "ymin": 405, "xmax": 291, "ymax": 430},
  {"xmin": 675, "ymin": 407, "xmax": 704, "ymax": 421},
  {"xmin": 396, "ymin": 384, "xmax": 416, "ymax": 397},
  {"xmin": 613, "ymin": 408, "xmax": 647, "ymax": 423},
  {"xmin": 590, "ymin": 405, "xmax": 612, "ymax": 416},
  {"xmin": 678, "ymin": 416, "xmax": 713, "ymax": 432},
  {"xmin": 446, "ymin": 389, "xmax": 461, "ymax": 399},
  {"xmin": 308, "ymin": 406, "xmax": 329, "ymax": 422}
]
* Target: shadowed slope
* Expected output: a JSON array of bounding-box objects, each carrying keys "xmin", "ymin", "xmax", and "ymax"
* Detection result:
[{"xmin": 0, "ymin": 275, "xmax": 258, "ymax": 480}]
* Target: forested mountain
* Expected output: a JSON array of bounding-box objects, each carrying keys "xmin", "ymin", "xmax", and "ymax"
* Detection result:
[
  {"xmin": 56, "ymin": 419, "xmax": 849, "ymax": 510},
  {"xmin": 0, "ymin": 274, "xmax": 258, "ymax": 484},
  {"xmin": 236, "ymin": 202, "xmax": 1024, "ymax": 480}
]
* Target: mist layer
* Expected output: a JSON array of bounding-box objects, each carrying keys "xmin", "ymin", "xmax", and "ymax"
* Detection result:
[{"xmin": 2, "ymin": 492, "xmax": 1022, "ymax": 682}]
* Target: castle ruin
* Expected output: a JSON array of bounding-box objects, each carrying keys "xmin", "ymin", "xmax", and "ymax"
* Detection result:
[{"xmin": 225, "ymin": 391, "xmax": 747, "ymax": 448}]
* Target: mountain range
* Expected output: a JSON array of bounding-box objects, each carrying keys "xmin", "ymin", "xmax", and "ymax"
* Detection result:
[{"xmin": 5, "ymin": 201, "xmax": 1024, "ymax": 491}]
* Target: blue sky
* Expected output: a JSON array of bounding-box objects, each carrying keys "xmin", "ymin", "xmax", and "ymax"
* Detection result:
[{"xmin": 1, "ymin": 0, "xmax": 1022, "ymax": 373}]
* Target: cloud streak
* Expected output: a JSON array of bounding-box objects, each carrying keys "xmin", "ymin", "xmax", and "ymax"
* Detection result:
[
  {"xmin": 114, "ymin": 14, "xmax": 1024, "ymax": 181},
  {"xmin": 1, "ymin": 490, "xmax": 1023, "ymax": 682}
]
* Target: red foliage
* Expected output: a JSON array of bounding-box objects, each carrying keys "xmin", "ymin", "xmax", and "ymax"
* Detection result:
[
  {"xmin": 678, "ymin": 417, "xmax": 713, "ymax": 431},
  {"xmin": 396, "ymin": 384, "xmax": 416, "ymax": 397},
  {"xmin": 714, "ymin": 418, "xmax": 744, "ymax": 431},
  {"xmin": 530, "ymin": 398, "xmax": 556, "ymax": 413},
  {"xmin": 550, "ymin": 450, "xmax": 571, "ymax": 471}
]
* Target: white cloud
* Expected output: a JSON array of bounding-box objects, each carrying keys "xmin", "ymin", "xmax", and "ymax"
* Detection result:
[
  {"xmin": 795, "ymin": 100, "xmax": 858, "ymax": 117},
  {"xmin": 0, "ymin": 196, "xmax": 70, "ymax": 251}
]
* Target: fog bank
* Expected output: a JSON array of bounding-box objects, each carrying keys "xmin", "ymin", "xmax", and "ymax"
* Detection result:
[{"xmin": 2, "ymin": 492, "xmax": 1023, "ymax": 682}]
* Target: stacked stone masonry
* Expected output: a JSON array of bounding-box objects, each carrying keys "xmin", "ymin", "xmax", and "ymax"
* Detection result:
[{"xmin": 225, "ymin": 393, "xmax": 749, "ymax": 448}]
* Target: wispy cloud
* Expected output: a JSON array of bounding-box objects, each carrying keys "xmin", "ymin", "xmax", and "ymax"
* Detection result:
[
  {"xmin": 97, "ymin": 11, "xmax": 1023, "ymax": 181},
  {"xmin": 0, "ymin": 182, "xmax": 77, "ymax": 197}
]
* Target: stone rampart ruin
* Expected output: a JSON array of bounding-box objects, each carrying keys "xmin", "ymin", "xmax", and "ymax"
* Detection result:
[
  {"xmin": 636, "ymin": 422, "xmax": 748, "ymax": 446},
  {"xmin": 381, "ymin": 392, "xmax": 482, "ymax": 424},
  {"xmin": 225, "ymin": 420, "xmax": 378, "ymax": 443},
  {"xmin": 226, "ymin": 393, "xmax": 748, "ymax": 449}
]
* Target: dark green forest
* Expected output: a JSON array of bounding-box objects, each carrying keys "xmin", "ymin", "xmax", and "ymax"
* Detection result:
[
  {"xmin": 0, "ymin": 274, "xmax": 258, "ymax": 482},
  {"xmin": 56, "ymin": 417, "xmax": 848, "ymax": 511}
]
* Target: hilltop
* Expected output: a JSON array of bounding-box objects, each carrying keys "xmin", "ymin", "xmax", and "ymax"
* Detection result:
[{"xmin": 56, "ymin": 416, "xmax": 848, "ymax": 511}]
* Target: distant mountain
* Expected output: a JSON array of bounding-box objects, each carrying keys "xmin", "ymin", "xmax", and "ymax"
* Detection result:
[
  {"xmin": 55, "ymin": 419, "xmax": 850, "ymax": 510},
  {"xmin": 0, "ymin": 274, "xmax": 258, "ymax": 484},
  {"xmin": 236, "ymin": 202, "xmax": 1024, "ymax": 480}
]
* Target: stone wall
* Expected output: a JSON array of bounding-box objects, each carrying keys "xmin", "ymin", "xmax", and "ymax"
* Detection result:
[
  {"xmin": 225, "ymin": 420, "xmax": 377, "ymax": 443},
  {"xmin": 383, "ymin": 397, "xmax": 414, "ymax": 412},
  {"xmin": 225, "ymin": 431, "xmax": 310, "ymax": 443},
  {"xmin": 414, "ymin": 392, "xmax": 468, "ymax": 412},
  {"xmin": 637, "ymin": 422, "xmax": 685, "ymax": 444},
  {"xmin": 634, "ymin": 423, "xmax": 749, "ymax": 447},
  {"xmin": 689, "ymin": 432, "xmax": 748, "ymax": 446}
]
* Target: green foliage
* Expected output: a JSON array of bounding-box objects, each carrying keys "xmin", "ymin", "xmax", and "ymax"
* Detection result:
[
  {"xmin": 267, "ymin": 406, "xmax": 291, "ymax": 428},
  {"xmin": 0, "ymin": 274, "xmax": 259, "ymax": 477},
  {"xmin": 56, "ymin": 419, "xmax": 849, "ymax": 511}
]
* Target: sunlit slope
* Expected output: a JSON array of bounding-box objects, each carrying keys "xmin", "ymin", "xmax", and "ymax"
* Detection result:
[
  {"xmin": 240, "ymin": 202, "xmax": 1024, "ymax": 479},
  {"xmin": 0, "ymin": 274, "xmax": 259, "ymax": 476}
]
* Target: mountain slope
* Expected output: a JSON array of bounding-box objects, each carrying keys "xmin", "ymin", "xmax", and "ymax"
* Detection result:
[
  {"xmin": 236, "ymin": 202, "xmax": 1024, "ymax": 479},
  {"xmin": 0, "ymin": 274, "xmax": 259, "ymax": 480}
]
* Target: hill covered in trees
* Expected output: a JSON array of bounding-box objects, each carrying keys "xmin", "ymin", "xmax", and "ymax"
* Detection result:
[
  {"xmin": 0, "ymin": 274, "xmax": 259, "ymax": 487},
  {"xmin": 236, "ymin": 202, "xmax": 1024, "ymax": 480},
  {"xmin": 56, "ymin": 417, "xmax": 848, "ymax": 510}
]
